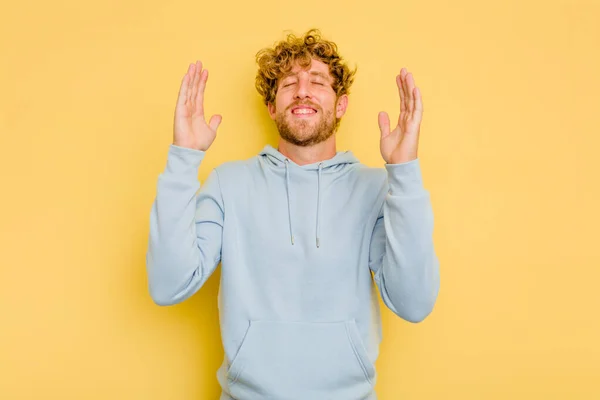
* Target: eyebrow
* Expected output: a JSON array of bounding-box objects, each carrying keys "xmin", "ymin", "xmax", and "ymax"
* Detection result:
[
  {"xmin": 308, "ymin": 71, "xmax": 330, "ymax": 80},
  {"xmin": 282, "ymin": 71, "xmax": 331, "ymax": 81}
]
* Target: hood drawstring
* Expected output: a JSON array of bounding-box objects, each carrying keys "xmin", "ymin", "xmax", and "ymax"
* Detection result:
[
  {"xmin": 284, "ymin": 159, "xmax": 294, "ymax": 245},
  {"xmin": 316, "ymin": 163, "xmax": 322, "ymax": 248},
  {"xmin": 260, "ymin": 145, "xmax": 358, "ymax": 249},
  {"xmin": 284, "ymin": 159, "xmax": 323, "ymax": 248}
]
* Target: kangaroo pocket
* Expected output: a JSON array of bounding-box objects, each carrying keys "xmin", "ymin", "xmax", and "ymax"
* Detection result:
[{"xmin": 226, "ymin": 319, "xmax": 375, "ymax": 399}]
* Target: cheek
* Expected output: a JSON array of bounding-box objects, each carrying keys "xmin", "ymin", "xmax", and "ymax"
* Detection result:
[
  {"xmin": 320, "ymin": 95, "xmax": 337, "ymax": 112},
  {"xmin": 276, "ymin": 94, "xmax": 291, "ymax": 113}
]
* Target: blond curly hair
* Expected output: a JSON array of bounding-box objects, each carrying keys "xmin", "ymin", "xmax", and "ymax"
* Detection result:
[{"xmin": 255, "ymin": 29, "xmax": 357, "ymax": 106}]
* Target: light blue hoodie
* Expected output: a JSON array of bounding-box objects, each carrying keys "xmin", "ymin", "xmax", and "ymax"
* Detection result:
[{"xmin": 146, "ymin": 143, "xmax": 440, "ymax": 400}]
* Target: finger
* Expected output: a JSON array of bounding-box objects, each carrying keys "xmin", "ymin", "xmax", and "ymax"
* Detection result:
[
  {"xmin": 378, "ymin": 111, "xmax": 390, "ymax": 138},
  {"xmin": 396, "ymin": 74, "xmax": 406, "ymax": 113},
  {"xmin": 177, "ymin": 64, "xmax": 193, "ymax": 106},
  {"xmin": 187, "ymin": 62, "xmax": 197, "ymax": 104},
  {"xmin": 405, "ymin": 72, "xmax": 415, "ymax": 114},
  {"xmin": 400, "ymin": 68, "xmax": 410, "ymax": 113},
  {"xmin": 413, "ymin": 87, "xmax": 423, "ymax": 121},
  {"xmin": 190, "ymin": 61, "xmax": 202, "ymax": 108},
  {"xmin": 209, "ymin": 114, "xmax": 222, "ymax": 131},
  {"xmin": 196, "ymin": 69, "xmax": 208, "ymax": 117}
]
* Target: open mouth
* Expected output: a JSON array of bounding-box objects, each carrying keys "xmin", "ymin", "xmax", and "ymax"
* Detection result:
[{"xmin": 291, "ymin": 106, "xmax": 318, "ymax": 117}]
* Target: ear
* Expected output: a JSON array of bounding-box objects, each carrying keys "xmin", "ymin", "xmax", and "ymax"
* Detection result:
[
  {"xmin": 267, "ymin": 102, "xmax": 276, "ymax": 120},
  {"xmin": 335, "ymin": 94, "xmax": 349, "ymax": 119}
]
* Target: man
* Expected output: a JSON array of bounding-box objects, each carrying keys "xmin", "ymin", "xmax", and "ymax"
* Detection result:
[{"xmin": 146, "ymin": 29, "xmax": 440, "ymax": 400}]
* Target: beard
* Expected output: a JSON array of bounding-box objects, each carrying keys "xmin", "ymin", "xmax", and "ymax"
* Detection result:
[{"xmin": 275, "ymin": 104, "xmax": 338, "ymax": 147}]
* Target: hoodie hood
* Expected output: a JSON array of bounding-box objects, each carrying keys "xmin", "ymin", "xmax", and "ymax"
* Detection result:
[{"xmin": 258, "ymin": 144, "xmax": 360, "ymax": 248}]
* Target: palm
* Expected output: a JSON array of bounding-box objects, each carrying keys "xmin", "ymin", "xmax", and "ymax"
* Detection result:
[
  {"xmin": 378, "ymin": 68, "xmax": 423, "ymax": 164},
  {"xmin": 173, "ymin": 61, "xmax": 221, "ymax": 151}
]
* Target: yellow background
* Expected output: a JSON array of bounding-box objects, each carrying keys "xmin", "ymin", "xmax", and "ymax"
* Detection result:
[{"xmin": 1, "ymin": 0, "xmax": 598, "ymax": 398}]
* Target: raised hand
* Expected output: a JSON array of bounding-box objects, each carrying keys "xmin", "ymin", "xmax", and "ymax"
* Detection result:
[
  {"xmin": 173, "ymin": 61, "xmax": 222, "ymax": 151},
  {"xmin": 378, "ymin": 68, "xmax": 423, "ymax": 164}
]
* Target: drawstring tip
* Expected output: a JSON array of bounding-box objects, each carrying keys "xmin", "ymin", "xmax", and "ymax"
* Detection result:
[
  {"xmin": 316, "ymin": 238, "xmax": 320, "ymax": 248},
  {"xmin": 291, "ymin": 236, "xmax": 295, "ymax": 245}
]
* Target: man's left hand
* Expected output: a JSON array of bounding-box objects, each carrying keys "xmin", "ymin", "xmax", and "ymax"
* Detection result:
[{"xmin": 378, "ymin": 67, "xmax": 423, "ymax": 164}]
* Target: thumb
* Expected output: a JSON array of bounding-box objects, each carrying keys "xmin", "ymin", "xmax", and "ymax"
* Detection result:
[
  {"xmin": 209, "ymin": 114, "xmax": 222, "ymax": 131},
  {"xmin": 378, "ymin": 112, "xmax": 390, "ymax": 138}
]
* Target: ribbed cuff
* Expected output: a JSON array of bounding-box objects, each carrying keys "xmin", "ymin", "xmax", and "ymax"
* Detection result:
[
  {"xmin": 384, "ymin": 158, "xmax": 424, "ymax": 196},
  {"xmin": 165, "ymin": 144, "xmax": 206, "ymax": 175}
]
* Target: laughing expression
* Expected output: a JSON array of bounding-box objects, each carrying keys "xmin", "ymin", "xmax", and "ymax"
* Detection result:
[{"xmin": 268, "ymin": 59, "xmax": 348, "ymax": 147}]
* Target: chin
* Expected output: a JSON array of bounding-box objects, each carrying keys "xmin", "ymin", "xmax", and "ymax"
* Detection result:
[{"xmin": 276, "ymin": 111, "xmax": 335, "ymax": 147}]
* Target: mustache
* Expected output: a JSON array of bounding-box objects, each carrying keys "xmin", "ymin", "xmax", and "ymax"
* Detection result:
[{"xmin": 287, "ymin": 101, "xmax": 320, "ymax": 111}]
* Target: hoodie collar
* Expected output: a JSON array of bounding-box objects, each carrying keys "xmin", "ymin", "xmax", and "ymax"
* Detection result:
[
  {"xmin": 259, "ymin": 144, "xmax": 359, "ymax": 248},
  {"xmin": 259, "ymin": 144, "xmax": 359, "ymax": 171}
]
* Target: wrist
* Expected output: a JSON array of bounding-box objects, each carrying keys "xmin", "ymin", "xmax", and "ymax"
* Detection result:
[{"xmin": 388, "ymin": 155, "xmax": 417, "ymax": 164}]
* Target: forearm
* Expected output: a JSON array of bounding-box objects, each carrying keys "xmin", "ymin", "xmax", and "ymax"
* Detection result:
[
  {"xmin": 375, "ymin": 159, "xmax": 440, "ymax": 322},
  {"xmin": 146, "ymin": 145, "xmax": 222, "ymax": 306}
]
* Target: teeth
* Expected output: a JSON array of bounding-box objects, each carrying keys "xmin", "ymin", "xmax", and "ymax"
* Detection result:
[{"xmin": 293, "ymin": 109, "xmax": 315, "ymax": 115}]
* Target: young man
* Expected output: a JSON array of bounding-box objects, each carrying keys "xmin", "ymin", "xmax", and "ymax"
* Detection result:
[{"xmin": 146, "ymin": 29, "xmax": 440, "ymax": 400}]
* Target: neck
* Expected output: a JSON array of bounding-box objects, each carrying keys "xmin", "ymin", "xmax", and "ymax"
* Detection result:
[{"xmin": 277, "ymin": 135, "xmax": 337, "ymax": 165}]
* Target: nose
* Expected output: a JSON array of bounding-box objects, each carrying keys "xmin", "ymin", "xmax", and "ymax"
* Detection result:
[{"xmin": 294, "ymin": 76, "xmax": 312, "ymax": 99}]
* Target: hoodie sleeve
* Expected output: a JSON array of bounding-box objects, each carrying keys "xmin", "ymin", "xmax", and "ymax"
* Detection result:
[
  {"xmin": 145, "ymin": 144, "xmax": 224, "ymax": 306},
  {"xmin": 369, "ymin": 158, "xmax": 440, "ymax": 323}
]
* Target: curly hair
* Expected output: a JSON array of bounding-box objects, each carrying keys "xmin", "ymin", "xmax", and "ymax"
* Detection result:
[{"xmin": 255, "ymin": 29, "xmax": 357, "ymax": 106}]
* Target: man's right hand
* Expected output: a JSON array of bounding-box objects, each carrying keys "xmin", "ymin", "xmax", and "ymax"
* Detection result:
[{"xmin": 173, "ymin": 61, "xmax": 222, "ymax": 151}]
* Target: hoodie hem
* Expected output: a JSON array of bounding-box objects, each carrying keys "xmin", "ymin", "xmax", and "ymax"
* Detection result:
[{"xmin": 219, "ymin": 390, "xmax": 378, "ymax": 400}]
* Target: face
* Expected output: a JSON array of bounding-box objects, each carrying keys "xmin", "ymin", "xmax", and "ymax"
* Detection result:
[{"xmin": 267, "ymin": 59, "xmax": 348, "ymax": 147}]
